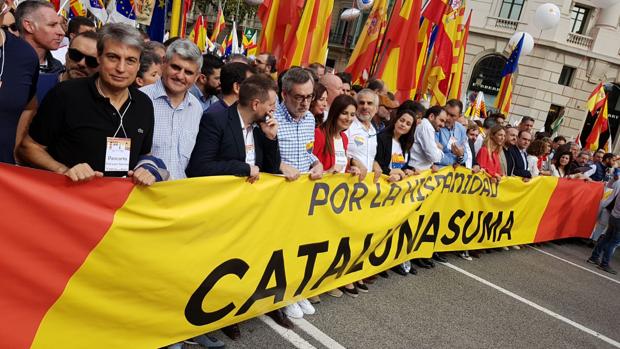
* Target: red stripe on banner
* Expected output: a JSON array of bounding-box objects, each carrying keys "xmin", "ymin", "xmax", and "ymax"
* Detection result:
[
  {"xmin": 534, "ymin": 179, "xmax": 604, "ymax": 243},
  {"xmin": 0, "ymin": 164, "xmax": 134, "ymax": 349}
]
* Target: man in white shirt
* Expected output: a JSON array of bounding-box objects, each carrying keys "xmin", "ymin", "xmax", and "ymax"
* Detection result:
[
  {"xmin": 347, "ymin": 89, "xmax": 381, "ymax": 180},
  {"xmin": 409, "ymin": 106, "xmax": 447, "ymax": 171}
]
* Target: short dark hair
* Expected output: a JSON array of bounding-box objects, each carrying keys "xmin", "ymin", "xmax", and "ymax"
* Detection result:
[
  {"xmin": 603, "ymin": 153, "xmax": 615, "ymax": 162},
  {"xmin": 518, "ymin": 130, "xmax": 532, "ymax": 138},
  {"xmin": 527, "ymin": 139, "xmax": 546, "ymax": 157},
  {"xmin": 67, "ymin": 16, "xmax": 95, "ymax": 36},
  {"xmin": 201, "ymin": 53, "xmax": 224, "ymax": 76},
  {"xmin": 386, "ymin": 109, "xmax": 417, "ymax": 152},
  {"xmin": 238, "ymin": 75, "xmax": 277, "ymax": 107},
  {"xmin": 221, "ymin": 62, "xmax": 255, "ymax": 95},
  {"xmin": 445, "ymin": 99, "xmax": 463, "ymax": 114},
  {"xmin": 137, "ymin": 49, "xmax": 161, "ymax": 78},
  {"xmin": 483, "ymin": 116, "xmax": 498, "ymax": 129},
  {"xmin": 398, "ymin": 100, "xmax": 426, "ymax": 117},
  {"xmin": 281, "ymin": 67, "xmax": 313, "ymax": 93},
  {"xmin": 367, "ymin": 79, "xmax": 384, "ymax": 92},
  {"xmin": 70, "ymin": 30, "xmax": 98, "ymax": 44},
  {"xmin": 15, "ymin": 0, "xmax": 54, "ymax": 35},
  {"xmin": 424, "ymin": 105, "xmax": 444, "ymax": 119},
  {"xmin": 336, "ymin": 72, "xmax": 352, "ymax": 85},
  {"xmin": 163, "ymin": 36, "xmax": 180, "ymax": 47},
  {"xmin": 521, "ymin": 116, "xmax": 535, "ymax": 124},
  {"xmin": 553, "ymin": 136, "xmax": 566, "ymax": 143},
  {"xmin": 228, "ymin": 53, "xmax": 250, "ymax": 64}
]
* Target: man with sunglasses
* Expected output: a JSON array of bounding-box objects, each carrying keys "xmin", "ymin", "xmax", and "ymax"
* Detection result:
[
  {"xmin": 0, "ymin": 8, "xmax": 18, "ymax": 36},
  {"xmin": 60, "ymin": 30, "xmax": 98, "ymax": 81}
]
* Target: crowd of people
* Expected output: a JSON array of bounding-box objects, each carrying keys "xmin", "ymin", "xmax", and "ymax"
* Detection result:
[{"xmin": 1, "ymin": 1, "xmax": 619, "ymax": 348}]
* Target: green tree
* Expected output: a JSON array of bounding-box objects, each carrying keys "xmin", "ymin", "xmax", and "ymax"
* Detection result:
[{"xmin": 194, "ymin": 0, "xmax": 258, "ymax": 21}]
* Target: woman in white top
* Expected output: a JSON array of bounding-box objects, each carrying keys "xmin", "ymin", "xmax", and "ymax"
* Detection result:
[
  {"xmin": 526, "ymin": 139, "xmax": 547, "ymax": 177},
  {"xmin": 550, "ymin": 150, "xmax": 589, "ymax": 179},
  {"xmin": 374, "ymin": 109, "xmax": 417, "ymax": 182}
]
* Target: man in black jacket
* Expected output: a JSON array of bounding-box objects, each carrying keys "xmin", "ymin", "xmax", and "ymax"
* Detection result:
[
  {"xmin": 186, "ymin": 75, "xmax": 280, "ymax": 180},
  {"xmin": 507, "ymin": 130, "xmax": 532, "ymax": 179}
]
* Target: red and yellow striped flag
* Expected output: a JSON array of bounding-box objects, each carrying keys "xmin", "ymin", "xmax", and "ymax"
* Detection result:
[
  {"xmin": 279, "ymin": 0, "xmax": 334, "ymax": 70},
  {"xmin": 189, "ymin": 15, "xmax": 208, "ymax": 53},
  {"xmin": 257, "ymin": 0, "xmax": 304, "ymax": 61},
  {"xmin": 374, "ymin": 0, "xmax": 422, "ymax": 102},
  {"xmin": 210, "ymin": 3, "xmax": 225, "ymax": 42},
  {"xmin": 585, "ymin": 95, "xmax": 609, "ymax": 151},
  {"xmin": 344, "ymin": 0, "xmax": 389, "ymax": 85},
  {"xmin": 448, "ymin": 9, "xmax": 471, "ymax": 100},
  {"xmin": 586, "ymin": 82, "xmax": 606, "ymax": 114},
  {"xmin": 494, "ymin": 34, "xmax": 525, "ymax": 115}
]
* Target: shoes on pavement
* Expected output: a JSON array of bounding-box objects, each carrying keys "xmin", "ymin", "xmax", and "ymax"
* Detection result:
[
  {"xmin": 221, "ymin": 324, "xmax": 240, "ymax": 340},
  {"xmin": 378, "ymin": 271, "xmax": 390, "ymax": 278},
  {"xmin": 283, "ymin": 303, "xmax": 304, "ymax": 318},
  {"xmin": 266, "ymin": 310, "xmax": 294, "ymax": 329},
  {"xmin": 308, "ymin": 295, "xmax": 321, "ymax": 304},
  {"xmin": 339, "ymin": 285, "xmax": 359, "ymax": 298},
  {"xmin": 391, "ymin": 265, "xmax": 408, "ymax": 276},
  {"xmin": 297, "ymin": 299, "xmax": 316, "ymax": 315},
  {"xmin": 363, "ymin": 276, "xmax": 376, "ymax": 284},
  {"xmin": 512, "ymin": 245, "xmax": 521, "ymax": 250},
  {"xmin": 470, "ymin": 250, "xmax": 481, "ymax": 258},
  {"xmin": 501, "ymin": 246, "xmax": 510, "ymax": 251},
  {"xmin": 597, "ymin": 265, "xmax": 617, "ymax": 275},
  {"xmin": 432, "ymin": 253, "xmax": 447, "ymax": 263},
  {"xmin": 193, "ymin": 334, "xmax": 226, "ymax": 348},
  {"xmin": 586, "ymin": 258, "xmax": 599, "ymax": 265},
  {"xmin": 409, "ymin": 266, "xmax": 418, "ymax": 275},
  {"xmin": 425, "ymin": 258, "xmax": 436, "ymax": 268},
  {"xmin": 167, "ymin": 343, "xmax": 183, "ymax": 349},
  {"xmin": 355, "ymin": 281, "xmax": 369, "ymax": 293},
  {"xmin": 412, "ymin": 259, "xmax": 431, "ymax": 269},
  {"xmin": 327, "ymin": 288, "xmax": 343, "ymax": 297},
  {"xmin": 459, "ymin": 252, "xmax": 473, "ymax": 261}
]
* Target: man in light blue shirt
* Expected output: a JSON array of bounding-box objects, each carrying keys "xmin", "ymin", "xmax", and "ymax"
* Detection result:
[
  {"xmin": 141, "ymin": 39, "xmax": 204, "ymax": 180},
  {"xmin": 435, "ymin": 99, "xmax": 468, "ymax": 168},
  {"xmin": 189, "ymin": 53, "xmax": 224, "ymax": 112}
]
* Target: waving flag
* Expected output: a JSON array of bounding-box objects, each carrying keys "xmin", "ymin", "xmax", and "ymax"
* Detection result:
[
  {"xmin": 344, "ymin": 0, "xmax": 389, "ymax": 85},
  {"xmin": 374, "ymin": 0, "xmax": 422, "ymax": 102},
  {"xmin": 107, "ymin": 0, "xmax": 136, "ymax": 24},
  {"xmin": 586, "ymin": 82, "xmax": 606, "ymax": 114},
  {"xmin": 257, "ymin": 0, "xmax": 304, "ymax": 60},
  {"xmin": 210, "ymin": 2, "xmax": 225, "ymax": 42},
  {"xmin": 422, "ymin": 0, "xmax": 450, "ymax": 25},
  {"xmin": 86, "ymin": 0, "xmax": 108, "ymax": 23},
  {"xmin": 67, "ymin": 0, "xmax": 86, "ymax": 18},
  {"xmin": 146, "ymin": 0, "xmax": 167, "ymax": 42},
  {"xmin": 585, "ymin": 96, "xmax": 609, "ymax": 151},
  {"xmin": 189, "ymin": 15, "xmax": 208, "ymax": 52},
  {"xmin": 279, "ymin": 0, "xmax": 333, "ymax": 70},
  {"xmin": 494, "ymin": 34, "xmax": 524, "ymax": 115},
  {"xmin": 243, "ymin": 28, "xmax": 258, "ymax": 57},
  {"xmin": 448, "ymin": 9, "xmax": 471, "ymax": 100}
]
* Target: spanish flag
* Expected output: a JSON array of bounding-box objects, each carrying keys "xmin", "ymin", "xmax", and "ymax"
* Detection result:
[
  {"xmin": 422, "ymin": 0, "xmax": 450, "ymax": 25},
  {"xmin": 448, "ymin": 9, "xmax": 471, "ymax": 100},
  {"xmin": 279, "ymin": 0, "xmax": 334, "ymax": 70},
  {"xmin": 374, "ymin": 0, "xmax": 422, "ymax": 102},
  {"xmin": 179, "ymin": 0, "xmax": 192, "ymax": 38},
  {"xmin": 585, "ymin": 95, "xmax": 609, "ymax": 151},
  {"xmin": 494, "ymin": 34, "xmax": 524, "ymax": 115},
  {"xmin": 210, "ymin": 2, "xmax": 225, "ymax": 42},
  {"xmin": 586, "ymin": 82, "xmax": 606, "ymax": 114},
  {"xmin": 68, "ymin": 0, "xmax": 87, "ymax": 17},
  {"xmin": 189, "ymin": 15, "xmax": 208, "ymax": 53},
  {"xmin": 257, "ymin": 0, "xmax": 304, "ymax": 61},
  {"xmin": 344, "ymin": 0, "xmax": 389, "ymax": 85}
]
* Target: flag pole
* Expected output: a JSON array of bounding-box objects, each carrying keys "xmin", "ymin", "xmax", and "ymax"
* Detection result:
[{"xmin": 369, "ymin": 0, "xmax": 398, "ymax": 78}]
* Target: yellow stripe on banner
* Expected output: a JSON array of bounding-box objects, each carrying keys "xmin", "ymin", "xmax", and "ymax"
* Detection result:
[{"xmin": 31, "ymin": 168, "xmax": 557, "ymax": 348}]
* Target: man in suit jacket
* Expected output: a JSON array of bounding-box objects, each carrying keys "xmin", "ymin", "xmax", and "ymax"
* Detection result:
[
  {"xmin": 507, "ymin": 130, "xmax": 532, "ymax": 178},
  {"xmin": 186, "ymin": 75, "xmax": 280, "ymax": 181}
]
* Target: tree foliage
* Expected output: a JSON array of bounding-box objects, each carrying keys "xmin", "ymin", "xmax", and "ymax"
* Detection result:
[{"xmin": 194, "ymin": 0, "xmax": 258, "ymax": 21}]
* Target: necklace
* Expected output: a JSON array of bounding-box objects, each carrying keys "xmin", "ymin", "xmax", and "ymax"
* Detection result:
[{"xmin": 0, "ymin": 30, "xmax": 5, "ymax": 89}]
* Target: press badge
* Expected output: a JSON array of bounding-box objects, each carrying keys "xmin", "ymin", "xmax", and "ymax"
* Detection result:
[{"xmin": 105, "ymin": 137, "xmax": 131, "ymax": 172}]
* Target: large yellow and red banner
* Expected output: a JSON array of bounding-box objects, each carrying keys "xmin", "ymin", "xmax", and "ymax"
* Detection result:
[{"xmin": 0, "ymin": 164, "xmax": 602, "ymax": 348}]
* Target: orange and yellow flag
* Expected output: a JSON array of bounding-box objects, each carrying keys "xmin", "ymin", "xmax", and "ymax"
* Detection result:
[
  {"xmin": 279, "ymin": 0, "xmax": 334, "ymax": 70},
  {"xmin": 586, "ymin": 82, "xmax": 606, "ymax": 114},
  {"xmin": 210, "ymin": 3, "xmax": 225, "ymax": 42},
  {"xmin": 448, "ymin": 9, "xmax": 471, "ymax": 100},
  {"xmin": 257, "ymin": 0, "xmax": 304, "ymax": 61},
  {"xmin": 374, "ymin": 0, "xmax": 422, "ymax": 102},
  {"xmin": 189, "ymin": 15, "xmax": 208, "ymax": 53},
  {"xmin": 585, "ymin": 96, "xmax": 609, "ymax": 151},
  {"xmin": 344, "ymin": 0, "xmax": 389, "ymax": 85}
]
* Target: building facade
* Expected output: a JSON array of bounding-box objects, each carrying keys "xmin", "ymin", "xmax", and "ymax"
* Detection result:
[{"xmin": 327, "ymin": 0, "xmax": 620, "ymax": 149}]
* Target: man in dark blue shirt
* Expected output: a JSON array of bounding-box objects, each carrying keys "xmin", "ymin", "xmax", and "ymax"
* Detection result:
[
  {"xmin": 591, "ymin": 153, "xmax": 614, "ymax": 182},
  {"xmin": 0, "ymin": 1, "xmax": 39, "ymax": 164}
]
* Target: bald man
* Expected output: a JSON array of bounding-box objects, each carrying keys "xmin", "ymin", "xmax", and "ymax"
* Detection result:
[{"xmin": 319, "ymin": 74, "xmax": 344, "ymax": 120}]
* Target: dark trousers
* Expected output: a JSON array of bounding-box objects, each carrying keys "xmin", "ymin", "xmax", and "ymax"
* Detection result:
[{"xmin": 591, "ymin": 215, "xmax": 620, "ymax": 267}]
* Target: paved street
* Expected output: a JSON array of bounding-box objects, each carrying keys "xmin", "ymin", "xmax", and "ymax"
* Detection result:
[{"xmin": 186, "ymin": 241, "xmax": 620, "ymax": 349}]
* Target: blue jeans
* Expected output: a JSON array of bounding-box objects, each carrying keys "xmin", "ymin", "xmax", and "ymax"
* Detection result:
[{"xmin": 591, "ymin": 215, "xmax": 620, "ymax": 267}]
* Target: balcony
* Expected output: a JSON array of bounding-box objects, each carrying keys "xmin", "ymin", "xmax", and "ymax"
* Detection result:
[
  {"xmin": 566, "ymin": 32, "xmax": 594, "ymax": 50},
  {"xmin": 329, "ymin": 33, "xmax": 354, "ymax": 48},
  {"xmin": 487, "ymin": 16, "xmax": 520, "ymax": 32}
]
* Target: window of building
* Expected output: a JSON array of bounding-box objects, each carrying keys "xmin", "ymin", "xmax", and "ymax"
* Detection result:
[
  {"xmin": 498, "ymin": 0, "xmax": 525, "ymax": 21},
  {"xmin": 468, "ymin": 55, "xmax": 508, "ymax": 96},
  {"xmin": 544, "ymin": 104, "xmax": 565, "ymax": 134},
  {"xmin": 570, "ymin": 5, "xmax": 590, "ymax": 34},
  {"xmin": 558, "ymin": 66, "xmax": 576, "ymax": 86}
]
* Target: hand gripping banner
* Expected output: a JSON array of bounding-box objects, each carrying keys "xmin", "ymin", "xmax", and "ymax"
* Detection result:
[{"xmin": 0, "ymin": 164, "xmax": 602, "ymax": 348}]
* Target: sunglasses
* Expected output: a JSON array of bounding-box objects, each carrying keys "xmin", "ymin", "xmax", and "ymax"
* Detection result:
[
  {"xmin": 1, "ymin": 23, "xmax": 16, "ymax": 32},
  {"xmin": 68, "ymin": 48, "xmax": 99, "ymax": 68}
]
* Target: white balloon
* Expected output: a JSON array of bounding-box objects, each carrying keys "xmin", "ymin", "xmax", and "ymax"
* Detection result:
[
  {"xmin": 244, "ymin": 0, "xmax": 264, "ymax": 5},
  {"xmin": 357, "ymin": 0, "xmax": 374, "ymax": 11},
  {"xmin": 341, "ymin": 8, "xmax": 361, "ymax": 22},
  {"xmin": 590, "ymin": 0, "xmax": 616, "ymax": 8},
  {"xmin": 533, "ymin": 3, "xmax": 561, "ymax": 30},
  {"xmin": 509, "ymin": 31, "xmax": 534, "ymax": 56}
]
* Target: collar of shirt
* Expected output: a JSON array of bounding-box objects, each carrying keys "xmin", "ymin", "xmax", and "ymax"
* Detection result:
[
  {"xmin": 237, "ymin": 108, "xmax": 256, "ymax": 131},
  {"xmin": 277, "ymin": 101, "xmax": 311, "ymax": 123},
  {"xmin": 89, "ymin": 74, "xmax": 134, "ymax": 106},
  {"xmin": 152, "ymin": 78, "xmax": 193, "ymax": 110}
]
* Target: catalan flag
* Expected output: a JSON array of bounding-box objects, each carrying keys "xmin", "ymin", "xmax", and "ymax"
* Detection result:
[
  {"xmin": 179, "ymin": 0, "xmax": 192, "ymax": 37},
  {"xmin": 448, "ymin": 9, "xmax": 471, "ymax": 100},
  {"xmin": 257, "ymin": 0, "xmax": 304, "ymax": 61},
  {"xmin": 422, "ymin": 0, "xmax": 450, "ymax": 25},
  {"xmin": 494, "ymin": 34, "xmax": 524, "ymax": 115},
  {"xmin": 374, "ymin": 0, "xmax": 422, "ymax": 102},
  {"xmin": 585, "ymin": 95, "xmax": 609, "ymax": 151},
  {"xmin": 189, "ymin": 15, "xmax": 208, "ymax": 53},
  {"xmin": 344, "ymin": 0, "xmax": 389, "ymax": 85},
  {"xmin": 279, "ymin": 0, "xmax": 334, "ymax": 70},
  {"xmin": 210, "ymin": 2, "xmax": 225, "ymax": 42}
]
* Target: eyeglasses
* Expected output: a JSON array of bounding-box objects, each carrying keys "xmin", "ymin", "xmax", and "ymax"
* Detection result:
[
  {"xmin": 292, "ymin": 94, "xmax": 314, "ymax": 103},
  {"xmin": 1, "ymin": 23, "xmax": 16, "ymax": 32},
  {"xmin": 68, "ymin": 48, "xmax": 99, "ymax": 68}
]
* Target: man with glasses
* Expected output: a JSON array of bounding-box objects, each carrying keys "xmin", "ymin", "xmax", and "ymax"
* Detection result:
[
  {"xmin": 1, "ymin": 8, "xmax": 18, "ymax": 36},
  {"xmin": 253, "ymin": 52, "xmax": 275, "ymax": 75},
  {"xmin": 52, "ymin": 16, "xmax": 95, "ymax": 65},
  {"xmin": 0, "ymin": 0, "xmax": 39, "ymax": 164},
  {"xmin": 274, "ymin": 67, "xmax": 324, "ymax": 181},
  {"xmin": 60, "ymin": 31, "xmax": 98, "ymax": 81}
]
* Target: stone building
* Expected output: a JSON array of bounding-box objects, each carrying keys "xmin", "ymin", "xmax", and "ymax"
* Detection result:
[{"xmin": 327, "ymin": 0, "xmax": 620, "ymax": 148}]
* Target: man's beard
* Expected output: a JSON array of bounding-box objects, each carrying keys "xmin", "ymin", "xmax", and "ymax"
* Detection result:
[{"xmin": 204, "ymin": 85, "xmax": 220, "ymax": 96}]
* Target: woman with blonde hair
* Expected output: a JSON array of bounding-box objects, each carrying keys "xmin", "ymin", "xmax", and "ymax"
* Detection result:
[{"xmin": 476, "ymin": 125, "xmax": 505, "ymax": 181}]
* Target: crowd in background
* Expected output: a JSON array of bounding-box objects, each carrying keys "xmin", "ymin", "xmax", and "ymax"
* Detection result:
[{"xmin": 1, "ymin": 2, "xmax": 619, "ymax": 348}]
